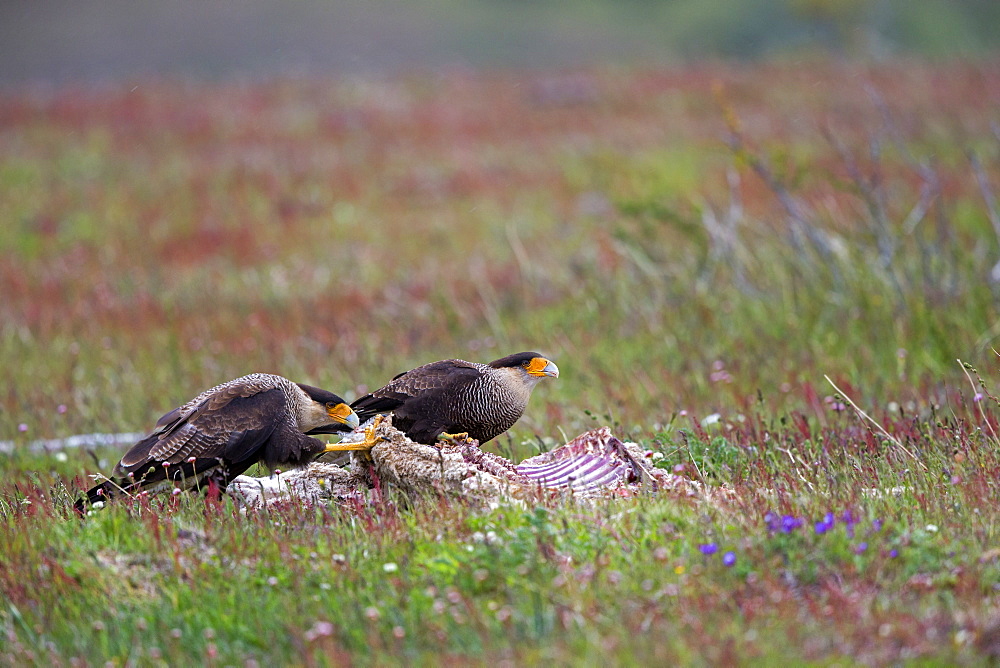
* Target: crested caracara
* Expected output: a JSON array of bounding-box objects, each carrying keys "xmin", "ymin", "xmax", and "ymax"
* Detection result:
[
  {"xmin": 347, "ymin": 352, "xmax": 559, "ymax": 447},
  {"xmin": 77, "ymin": 373, "xmax": 359, "ymax": 510}
]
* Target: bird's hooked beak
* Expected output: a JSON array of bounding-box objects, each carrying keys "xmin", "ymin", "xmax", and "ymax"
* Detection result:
[
  {"xmin": 329, "ymin": 402, "xmax": 361, "ymax": 430},
  {"xmin": 527, "ymin": 357, "xmax": 560, "ymax": 378},
  {"xmin": 307, "ymin": 403, "xmax": 360, "ymax": 434}
]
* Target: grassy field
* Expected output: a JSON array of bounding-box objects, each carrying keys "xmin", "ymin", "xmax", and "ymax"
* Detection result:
[{"xmin": 2, "ymin": 59, "xmax": 1000, "ymax": 664}]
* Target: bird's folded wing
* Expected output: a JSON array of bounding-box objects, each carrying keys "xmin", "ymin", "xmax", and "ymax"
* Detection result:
[
  {"xmin": 387, "ymin": 360, "xmax": 481, "ymax": 393},
  {"xmin": 118, "ymin": 388, "xmax": 284, "ymax": 471}
]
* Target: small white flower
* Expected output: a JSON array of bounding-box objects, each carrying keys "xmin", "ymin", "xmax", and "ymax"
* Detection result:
[
  {"xmin": 471, "ymin": 530, "xmax": 501, "ymax": 545},
  {"xmin": 925, "ymin": 524, "xmax": 939, "ymax": 533},
  {"xmin": 383, "ymin": 562, "xmax": 398, "ymax": 573},
  {"xmin": 701, "ymin": 413, "xmax": 722, "ymax": 427}
]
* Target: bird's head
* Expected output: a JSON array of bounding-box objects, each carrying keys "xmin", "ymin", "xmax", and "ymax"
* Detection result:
[
  {"xmin": 489, "ymin": 352, "xmax": 560, "ymax": 386},
  {"xmin": 297, "ymin": 384, "xmax": 361, "ymax": 434}
]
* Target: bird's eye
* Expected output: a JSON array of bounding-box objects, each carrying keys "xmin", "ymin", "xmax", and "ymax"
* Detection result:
[
  {"xmin": 325, "ymin": 402, "xmax": 335, "ymax": 408},
  {"xmin": 521, "ymin": 360, "xmax": 530, "ymax": 368}
]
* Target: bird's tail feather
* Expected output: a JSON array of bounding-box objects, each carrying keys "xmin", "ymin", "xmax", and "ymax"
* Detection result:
[
  {"xmin": 73, "ymin": 458, "xmax": 231, "ymax": 515},
  {"xmin": 74, "ymin": 479, "xmax": 124, "ymax": 515}
]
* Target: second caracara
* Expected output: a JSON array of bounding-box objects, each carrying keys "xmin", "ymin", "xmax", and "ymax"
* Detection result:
[
  {"xmin": 349, "ymin": 352, "xmax": 559, "ymax": 446},
  {"xmin": 77, "ymin": 373, "xmax": 359, "ymax": 510}
]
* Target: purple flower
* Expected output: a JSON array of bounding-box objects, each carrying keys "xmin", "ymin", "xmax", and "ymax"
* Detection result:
[
  {"xmin": 722, "ymin": 552, "xmax": 736, "ymax": 567},
  {"xmin": 824, "ymin": 395, "xmax": 847, "ymax": 411},
  {"xmin": 781, "ymin": 515, "xmax": 802, "ymax": 533},
  {"xmin": 974, "ymin": 392, "xmax": 984, "ymax": 403},
  {"xmin": 699, "ymin": 543, "xmax": 718, "ymax": 556},
  {"xmin": 889, "ymin": 549, "xmax": 899, "ymax": 558},
  {"xmin": 855, "ymin": 542, "xmax": 868, "ymax": 554},
  {"xmin": 871, "ymin": 519, "xmax": 883, "ymax": 532},
  {"xmin": 815, "ymin": 512, "xmax": 836, "ymax": 534},
  {"xmin": 764, "ymin": 512, "xmax": 780, "ymax": 532}
]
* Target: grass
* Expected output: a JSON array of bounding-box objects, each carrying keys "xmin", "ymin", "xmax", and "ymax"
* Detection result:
[{"xmin": 2, "ymin": 59, "xmax": 1000, "ymax": 663}]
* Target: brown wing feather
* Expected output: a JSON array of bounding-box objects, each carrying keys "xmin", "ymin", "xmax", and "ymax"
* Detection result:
[
  {"xmin": 383, "ymin": 360, "xmax": 481, "ymax": 395},
  {"xmin": 352, "ymin": 360, "xmax": 482, "ymax": 421},
  {"xmin": 149, "ymin": 379, "xmax": 241, "ymax": 433},
  {"xmin": 116, "ymin": 386, "xmax": 286, "ymax": 475}
]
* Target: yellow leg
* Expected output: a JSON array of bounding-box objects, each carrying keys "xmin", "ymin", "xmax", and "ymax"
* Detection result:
[
  {"xmin": 323, "ymin": 442, "xmax": 377, "ymax": 452},
  {"xmin": 323, "ymin": 415, "xmax": 384, "ymax": 452}
]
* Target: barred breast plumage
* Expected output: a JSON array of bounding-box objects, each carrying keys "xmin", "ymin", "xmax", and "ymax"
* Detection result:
[{"xmin": 351, "ymin": 352, "xmax": 559, "ymax": 445}]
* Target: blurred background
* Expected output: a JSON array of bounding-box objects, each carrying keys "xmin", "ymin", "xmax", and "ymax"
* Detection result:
[
  {"xmin": 3, "ymin": 0, "xmax": 999, "ymax": 86},
  {"xmin": 2, "ymin": 0, "xmax": 999, "ymax": 452}
]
